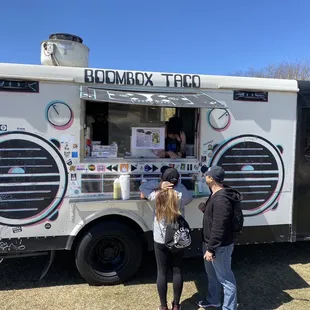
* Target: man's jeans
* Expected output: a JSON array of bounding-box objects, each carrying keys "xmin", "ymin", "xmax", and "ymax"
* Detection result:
[{"xmin": 203, "ymin": 242, "xmax": 237, "ymax": 310}]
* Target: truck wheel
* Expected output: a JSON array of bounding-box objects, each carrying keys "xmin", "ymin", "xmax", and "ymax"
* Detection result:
[{"xmin": 75, "ymin": 221, "xmax": 143, "ymax": 285}]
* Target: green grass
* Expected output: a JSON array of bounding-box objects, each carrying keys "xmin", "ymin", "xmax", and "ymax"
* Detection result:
[{"xmin": 0, "ymin": 242, "xmax": 310, "ymax": 309}]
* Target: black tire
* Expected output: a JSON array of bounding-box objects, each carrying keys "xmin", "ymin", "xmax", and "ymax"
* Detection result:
[{"xmin": 75, "ymin": 221, "xmax": 143, "ymax": 285}]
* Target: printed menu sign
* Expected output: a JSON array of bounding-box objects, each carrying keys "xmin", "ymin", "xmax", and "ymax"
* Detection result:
[{"xmin": 131, "ymin": 127, "xmax": 165, "ymax": 150}]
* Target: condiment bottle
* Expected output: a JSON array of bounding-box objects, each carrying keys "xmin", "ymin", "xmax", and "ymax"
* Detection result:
[{"xmin": 113, "ymin": 178, "xmax": 121, "ymax": 199}]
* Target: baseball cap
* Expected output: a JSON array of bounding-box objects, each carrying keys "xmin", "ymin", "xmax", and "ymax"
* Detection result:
[
  {"xmin": 161, "ymin": 167, "xmax": 180, "ymax": 185},
  {"xmin": 205, "ymin": 166, "xmax": 225, "ymax": 183},
  {"xmin": 160, "ymin": 165, "xmax": 170, "ymax": 176}
]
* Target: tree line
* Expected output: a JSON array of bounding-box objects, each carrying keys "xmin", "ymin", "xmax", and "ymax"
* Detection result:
[{"xmin": 231, "ymin": 60, "xmax": 310, "ymax": 80}]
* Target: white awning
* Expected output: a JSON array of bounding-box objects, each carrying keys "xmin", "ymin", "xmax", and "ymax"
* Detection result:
[{"xmin": 80, "ymin": 86, "xmax": 227, "ymax": 109}]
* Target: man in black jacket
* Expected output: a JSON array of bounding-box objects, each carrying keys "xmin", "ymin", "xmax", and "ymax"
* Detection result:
[{"xmin": 197, "ymin": 166, "xmax": 243, "ymax": 310}]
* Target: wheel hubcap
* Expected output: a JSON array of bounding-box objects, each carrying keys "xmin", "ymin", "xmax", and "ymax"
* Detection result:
[
  {"xmin": 90, "ymin": 236, "xmax": 129, "ymax": 275},
  {"xmin": 99, "ymin": 241, "xmax": 119, "ymax": 261}
]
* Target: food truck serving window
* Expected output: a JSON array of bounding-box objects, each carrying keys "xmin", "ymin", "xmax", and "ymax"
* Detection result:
[{"xmin": 81, "ymin": 86, "xmax": 227, "ymax": 160}]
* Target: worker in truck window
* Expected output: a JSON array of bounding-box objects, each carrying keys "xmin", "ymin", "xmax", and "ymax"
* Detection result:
[
  {"xmin": 91, "ymin": 111, "xmax": 120, "ymax": 145},
  {"xmin": 168, "ymin": 116, "xmax": 187, "ymax": 153},
  {"xmin": 139, "ymin": 167, "xmax": 192, "ymax": 310},
  {"xmin": 158, "ymin": 117, "xmax": 187, "ymax": 159}
]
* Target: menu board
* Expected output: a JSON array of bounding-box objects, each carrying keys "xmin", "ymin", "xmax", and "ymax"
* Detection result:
[{"xmin": 131, "ymin": 127, "xmax": 165, "ymax": 150}]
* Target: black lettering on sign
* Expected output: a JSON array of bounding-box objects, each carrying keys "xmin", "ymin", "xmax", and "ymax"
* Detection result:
[
  {"xmin": 106, "ymin": 71, "xmax": 116, "ymax": 84},
  {"xmin": 127, "ymin": 72, "xmax": 134, "ymax": 85},
  {"xmin": 233, "ymin": 90, "xmax": 268, "ymax": 102},
  {"xmin": 144, "ymin": 73, "xmax": 153, "ymax": 86},
  {"xmin": 84, "ymin": 69, "xmax": 94, "ymax": 83},
  {"xmin": 161, "ymin": 73, "xmax": 200, "ymax": 88},
  {"xmin": 0, "ymin": 80, "xmax": 40, "ymax": 93},
  {"xmin": 161, "ymin": 74, "xmax": 173, "ymax": 87},
  {"xmin": 116, "ymin": 71, "xmax": 126, "ymax": 84},
  {"xmin": 84, "ymin": 69, "xmax": 154, "ymax": 86},
  {"xmin": 174, "ymin": 74, "xmax": 183, "ymax": 87},
  {"xmin": 192, "ymin": 75, "xmax": 201, "ymax": 88},
  {"xmin": 84, "ymin": 69, "xmax": 201, "ymax": 88},
  {"xmin": 136, "ymin": 72, "xmax": 144, "ymax": 86},
  {"xmin": 95, "ymin": 70, "xmax": 104, "ymax": 83},
  {"xmin": 183, "ymin": 75, "xmax": 192, "ymax": 87}
]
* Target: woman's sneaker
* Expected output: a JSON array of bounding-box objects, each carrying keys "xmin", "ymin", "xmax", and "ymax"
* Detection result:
[
  {"xmin": 171, "ymin": 302, "xmax": 181, "ymax": 310},
  {"xmin": 197, "ymin": 298, "xmax": 221, "ymax": 308}
]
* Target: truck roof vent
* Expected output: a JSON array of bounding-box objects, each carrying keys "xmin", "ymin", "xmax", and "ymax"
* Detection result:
[{"xmin": 41, "ymin": 33, "xmax": 89, "ymax": 67}]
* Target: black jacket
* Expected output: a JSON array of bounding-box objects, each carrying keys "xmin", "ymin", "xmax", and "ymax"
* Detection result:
[{"xmin": 201, "ymin": 185, "xmax": 243, "ymax": 254}]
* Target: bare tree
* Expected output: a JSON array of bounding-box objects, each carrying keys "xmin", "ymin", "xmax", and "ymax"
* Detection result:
[{"xmin": 232, "ymin": 60, "xmax": 310, "ymax": 80}]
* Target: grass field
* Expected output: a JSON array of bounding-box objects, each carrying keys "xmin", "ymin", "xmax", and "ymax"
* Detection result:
[{"xmin": 0, "ymin": 242, "xmax": 310, "ymax": 310}]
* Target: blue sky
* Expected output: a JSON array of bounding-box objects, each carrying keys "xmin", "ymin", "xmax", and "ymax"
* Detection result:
[{"xmin": 1, "ymin": 0, "xmax": 310, "ymax": 75}]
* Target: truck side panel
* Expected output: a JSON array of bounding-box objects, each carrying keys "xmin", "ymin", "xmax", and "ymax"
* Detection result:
[
  {"xmin": 0, "ymin": 81, "xmax": 298, "ymax": 257},
  {"xmin": 198, "ymin": 89, "xmax": 297, "ymax": 244},
  {"xmin": 0, "ymin": 82, "xmax": 79, "ymax": 252}
]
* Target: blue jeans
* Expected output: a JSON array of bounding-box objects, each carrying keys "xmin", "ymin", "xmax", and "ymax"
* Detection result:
[{"xmin": 203, "ymin": 242, "xmax": 237, "ymax": 310}]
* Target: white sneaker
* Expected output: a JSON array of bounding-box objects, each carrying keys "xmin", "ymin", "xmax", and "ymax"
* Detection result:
[{"xmin": 197, "ymin": 299, "xmax": 221, "ymax": 308}]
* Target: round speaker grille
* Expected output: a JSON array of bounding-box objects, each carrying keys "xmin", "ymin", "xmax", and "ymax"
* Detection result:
[
  {"xmin": 0, "ymin": 132, "xmax": 68, "ymax": 226},
  {"xmin": 209, "ymin": 135, "xmax": 284, "ymax": 216}
]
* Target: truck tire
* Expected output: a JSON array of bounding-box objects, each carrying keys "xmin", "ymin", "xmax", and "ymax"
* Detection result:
[{"xmin": 75, "ymin": 221, "xmax": 143, "ymax": 285}]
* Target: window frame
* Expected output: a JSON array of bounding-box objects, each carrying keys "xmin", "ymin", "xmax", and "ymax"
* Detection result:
[{"xmin": 80, "ymin": 100, "xmax": 201, "ymax": 162}]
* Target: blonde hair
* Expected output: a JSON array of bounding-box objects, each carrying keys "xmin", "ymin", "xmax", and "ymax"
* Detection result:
[{"xmin": 155, "ymin": 187, "xmax": 180, "ymax": 224}]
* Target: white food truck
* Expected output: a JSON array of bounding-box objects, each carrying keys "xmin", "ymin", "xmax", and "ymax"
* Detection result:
[{"xmin": 0, "ymin": 33, "xmax": 309, "ymax": 285}]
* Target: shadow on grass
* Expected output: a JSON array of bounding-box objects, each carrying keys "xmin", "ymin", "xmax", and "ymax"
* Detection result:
[
  {"xmin": 129, "ymin": 242, "xmax": 310, "ymax": 310},
  {"xmin": 0, "ymin": 242, "xmax": 310, "ymax": 309},
  {"xmin": 181, "ymin": 242, "xmax": 310, "ymax": 310}
]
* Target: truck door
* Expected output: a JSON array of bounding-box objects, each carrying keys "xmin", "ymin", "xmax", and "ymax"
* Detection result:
[{"xmin": 294, "ymin": 81, "xmax": 310, "ymax": 240}]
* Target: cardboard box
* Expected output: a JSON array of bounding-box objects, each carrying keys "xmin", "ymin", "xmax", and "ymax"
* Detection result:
[
  {"xmin": 92, "ymin": 145, "xmax": 118, "ymax": 152},
  {"xmin": 91, "ymin": 150, "xmax": 118, "ymax": 158}
]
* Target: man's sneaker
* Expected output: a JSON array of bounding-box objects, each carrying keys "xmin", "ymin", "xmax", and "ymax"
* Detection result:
[
  {"xmin": 197, "ymin": 298, "xmax": 221, "ymax": 308},
  {"xmin": 158, "ymin": 306, "xmax": 169, "ymax": 310},
  {"xmin": 171, "ymin": 302, "xmax": 181, "ymax": 310}
]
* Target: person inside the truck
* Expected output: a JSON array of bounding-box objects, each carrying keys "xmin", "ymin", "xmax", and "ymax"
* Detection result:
[
  {"xmin": 157, "ymin": 116, "xmax": 187, "ymax": 159},
  {"xmin": 91, "ymin": 111, "xmax": 120, "ymax": 145}
]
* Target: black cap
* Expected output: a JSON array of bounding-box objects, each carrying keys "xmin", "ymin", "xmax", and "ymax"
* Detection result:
[
  {"xmin": 160, "ymin": 165, "xmax": 170, "ymax": 176},
  {"xmin": 162, "ymin": 167, "xmax": 180, "ymax": 185},
  {"xmin": 205, "ymin": 166, "xmax": 225, "ymax": 183}
]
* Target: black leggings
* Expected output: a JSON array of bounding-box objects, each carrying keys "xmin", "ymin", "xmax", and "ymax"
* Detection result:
[{"xmin": 154, "ymin": 242, "xmax": 184, "ymax": 307}]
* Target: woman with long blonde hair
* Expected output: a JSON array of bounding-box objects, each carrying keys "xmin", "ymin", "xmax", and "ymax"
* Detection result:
[
  {"xmin": 140, "ymin": 167, "xmax": 192, "ymax": 310},
  {"xmin": 155, "ymin": 187, "xmax": 180, "ymax": 226}
]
